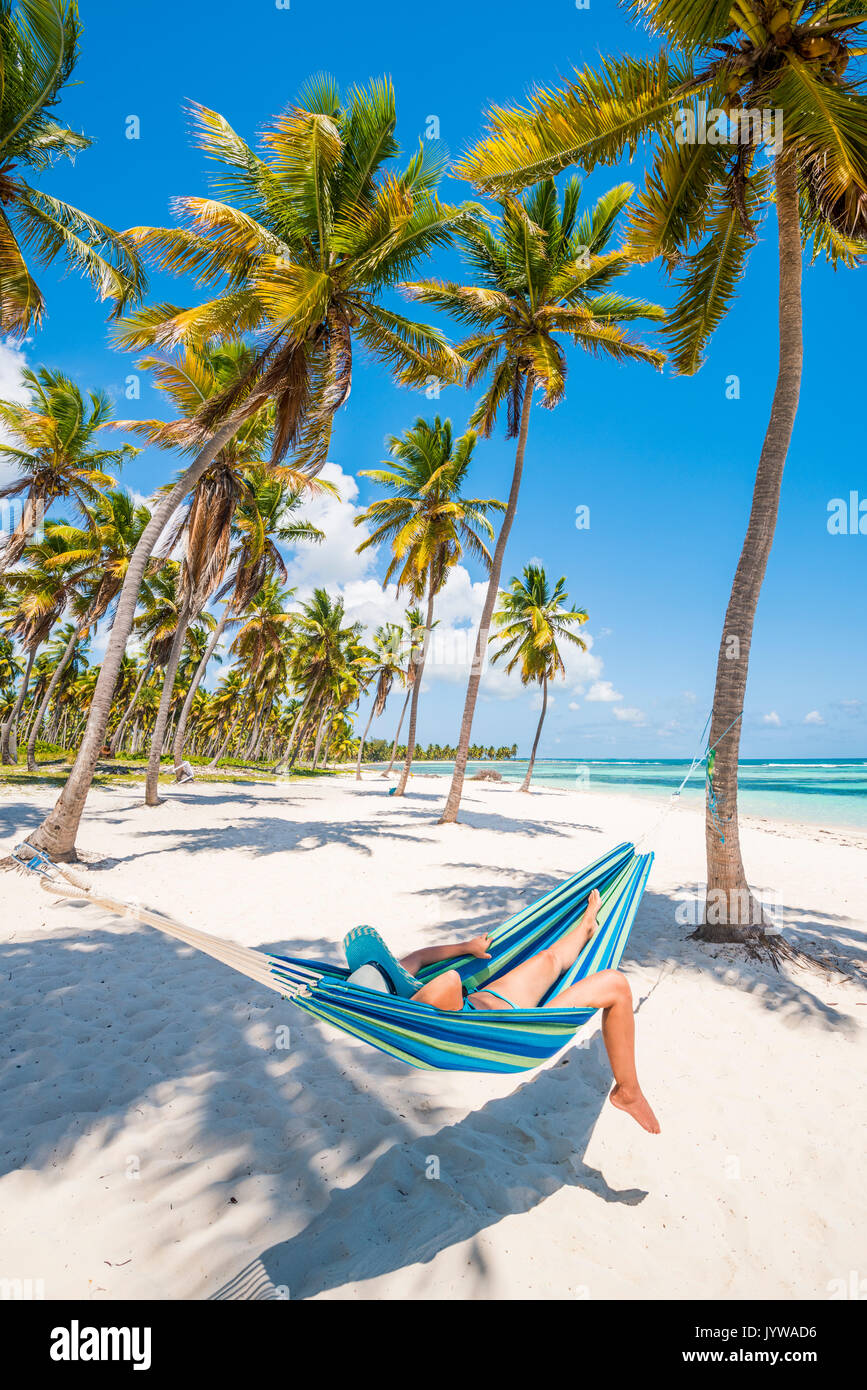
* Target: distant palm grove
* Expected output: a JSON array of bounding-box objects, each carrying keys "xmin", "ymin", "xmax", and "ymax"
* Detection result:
[{"xmin": 0, "ymin": 0, "xmax": 864, "ymax": 941}]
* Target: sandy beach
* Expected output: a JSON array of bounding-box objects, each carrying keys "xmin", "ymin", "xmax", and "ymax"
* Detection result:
[{"xmin": 1, "ymin": 772, "xmax": 864, "ymax": 1301}]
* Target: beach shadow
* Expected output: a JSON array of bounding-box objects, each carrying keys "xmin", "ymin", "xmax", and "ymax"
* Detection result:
[
  {"xmin": 0, "ymin": 910, "xmax": 425, "ymax": 1269},
  {"xmin": 212, "ymin": 1038, "xmax": 645, "ymax": 1301},
  {"xmin": 0, "ymin": 800, "xmax": 55, "ymax": 837},
  {"xmin": 106, "ymin": 812, "xmax": 439, "ymax": 861},
  {"xmin": 630, "ymin": 885, "xmax": 863, "ymax": 1034}
]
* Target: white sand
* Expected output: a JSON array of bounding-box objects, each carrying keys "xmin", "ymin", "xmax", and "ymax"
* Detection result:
[{"xmin": 1, "ymin": 772, "xmax": 864, "ymax": 1301}]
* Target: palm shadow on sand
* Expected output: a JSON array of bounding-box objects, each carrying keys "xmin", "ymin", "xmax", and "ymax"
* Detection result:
[
  {"xmin": 2, "ymin": 842, "xmax": 860, "ymax": 1299},
  {"xmin": 211, "ymin": 1034, "xmax": 648, "ymax": 1301}
]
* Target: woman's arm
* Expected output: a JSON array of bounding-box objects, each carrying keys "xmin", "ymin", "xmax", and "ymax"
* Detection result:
[{"xmin": 400, "ymin": 933, "xmax": 491, "ymax": 977}]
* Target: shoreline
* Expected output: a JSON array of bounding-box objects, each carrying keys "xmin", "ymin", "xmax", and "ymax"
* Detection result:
[{"xmin": 366, "ymin": 765, "xmax": 867, "ymax": 848}]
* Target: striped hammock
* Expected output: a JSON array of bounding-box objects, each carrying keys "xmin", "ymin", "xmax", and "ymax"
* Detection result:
[{"xmin": 16, "ymin": 840, "xmax": 652, "ymax": 1075}]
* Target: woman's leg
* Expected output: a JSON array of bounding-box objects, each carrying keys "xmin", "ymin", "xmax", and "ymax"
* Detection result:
[
  {"xmin": 548, "ymin": 969, "xmax": 660, "ymax": 1134},
  {"xmin": 470, "ymin": 889, "xmax": 602, "ymax": 1009}
]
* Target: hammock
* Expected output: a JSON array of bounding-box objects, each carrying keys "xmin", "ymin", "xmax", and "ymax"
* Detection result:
[{"xmin": 14, "ymin": 840, "xmax": 652, "ymax": 1075}]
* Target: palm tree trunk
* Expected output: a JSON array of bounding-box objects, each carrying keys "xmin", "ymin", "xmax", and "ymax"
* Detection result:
[
  {"xmin": 287, "ymin": 710, "xmax": 316, "ymax": 772},
  {"xmin": 29, "ymin": 418, "xmax": 240, "ymax": 857},
  {"xmin": 395, "ymin": 580, "xmax": 437, "ymax": 797},
  {"xmin": 698, "ymin": 151, "xmax": 803, "ymax": 939},
  {"xmin": 310, "ymin": 705, "xmax": 329, "ymax": 769},
  {"xmin": 1, "ymin": 645, "xmax": 36, "ymax": 764},
  {"xmin": 439, "ymin": 377, "xmax": 533, "ymax": 823},
  {"xmin": 520, "ymin": 673, "xmax": 547, "ymax": 793},
  {"xmin": 355, "ymin": 700, "xmax": 378, "ymax": 781},
  {"xmin": 274, "ymin": 688, "xmax": 313, "ymax": 773},
  {"xmin": 109, "ymin": 661, "xmax": 151, "ymax": 756},
  {"xmin": 317, "ymin": 714, "xmax": 335, "ymax": 769},
  {"xmin": 144, "ymin": 608, "xmax": 192, "ymax": 805},
  {"xmin": 172, "ymin": 610, "xmax": 228, "ymax": 767},
  {"xmin": 207, "ymin": 692, "xmax": 248, "ymax": 769},
  {"xmin": 382, "ymin": 686, "xmax": 411, "ymax": 776},
  {"xmin": 27, "ymin": 616, "xmax": 91, "ymax": 772}
]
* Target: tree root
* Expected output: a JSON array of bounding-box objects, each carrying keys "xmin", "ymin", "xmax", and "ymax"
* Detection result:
[{"xmin": 689, "ymin": 925, "xmax": 853, "ymax": 979}]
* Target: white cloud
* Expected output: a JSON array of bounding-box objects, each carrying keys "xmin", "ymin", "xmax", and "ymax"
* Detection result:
[
  {"xmin": 586, "ymin": 679, "xmax": 622, "ymax": 703},
  {"xmin": 803, "ymin": 710, "xmax": 824, "ymax": 725},
  {"xmin": 285, "ymin": 462, "xmax": 377, "ymax": 592},
  {"xmin": 612, "ymin": 705, "xmax": 646, "ymax": 725},
  {"xmin": 568, "ymin": 700, "xmax": 580, "ymax": 711},
  {"xmin": 279, "ymin": 462, "xmax": 619, "ymax": 712},
  {"xmin": 762, "ymin": 711, "xmax": 782, "ymax": 726},
  {"xmin": 0, "ymin": 339, "xmax": 30, "ymax": 492},
  {"xmin": 530, "ymin": 689, "xmax": 553, "ymax": 711}
]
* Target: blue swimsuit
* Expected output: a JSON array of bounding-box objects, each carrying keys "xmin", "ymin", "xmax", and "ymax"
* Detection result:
[{"xmin": 464, "ymin": 986, "xmax": 516, "ymax": 1011}]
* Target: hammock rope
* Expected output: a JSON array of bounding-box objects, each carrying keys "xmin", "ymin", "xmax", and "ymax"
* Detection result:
[{"xmin": 13, "ymin": 838, "xmax": 653, "ymax": 1075}]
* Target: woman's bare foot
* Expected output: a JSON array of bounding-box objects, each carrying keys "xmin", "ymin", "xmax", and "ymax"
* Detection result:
[
  {"xmin": 609, "ymin": 1083, "xmax": 661, "ymax": 1134},
  {"xmin": 578, "ymin": 889, "xmax": 601, "ymax": 944}
]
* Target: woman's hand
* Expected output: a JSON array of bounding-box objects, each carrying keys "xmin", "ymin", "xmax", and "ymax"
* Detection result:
[{"xmin": 466, "ymin": 933, "xmax": 493, "ymax": 960}]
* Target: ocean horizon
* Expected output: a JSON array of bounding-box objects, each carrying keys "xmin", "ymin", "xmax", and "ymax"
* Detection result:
[{"xmin": 410, "ymin": 757, "xmax": 867, "ymax": 830}]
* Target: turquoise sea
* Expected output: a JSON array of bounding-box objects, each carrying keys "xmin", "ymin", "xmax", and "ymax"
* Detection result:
[{"xmin": 415, "ymin": 758, "xmax": 867, "ymax": 830}]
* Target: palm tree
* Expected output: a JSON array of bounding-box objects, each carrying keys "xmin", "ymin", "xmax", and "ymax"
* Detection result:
[
  {"xmin": 490, "ymin": 564, "xmax": 588, "ymax": 792},
  {"xmin": 117, "ymin": 76, "xmax": 466, "ymax": 473},
  {"xmin": 404, "ymin": 181, "xmax": 664, "ymax": 822},
  {"xmin": 457, "ymin": 2, "xmax": 867, "ymax": 932},
  {"xmin": 0, "ymin": 0, "xmax": 145, "ymax": 335},
  {"xmin": 115, "ymin": 341, "xmax": 324, "ymax": 805},
  {"xmin": 28, "ymin": 620, "xmax": 90, "ymax": 747},
  {"xmin": 354, "ymin": 622, "xmax": 405, "ymax": 780},
  {"xmin": 355, "ymin": 416, "xmax": 505, "ymax": 796},
  {"xmin": 24, "ymin": 488, "xmax": 151, "ymax": 770},
  {"xmin": 0, "ymin": 368, "xmax": 136, "ymax": 576},
  {"xmin": 171, "ymin": 470, "xmax": 323, "ymax": 770},
  {"xmin": 380, "ymin": 606, "xmax": 425, "ymax": 777},
  {"xmin": 108, "ymin": 564, "xmax": 180, "ymax": 757},
  {"xmin": 25, "ymin": 75, "xmax": 472, "ymax": 858},
  {"xmin": 276, "ymin": 589, "xmax": 362, "ymax": 773},
  {"xmin": 0, "ymin": 521, "xmax": 76, "ymax": 761}
]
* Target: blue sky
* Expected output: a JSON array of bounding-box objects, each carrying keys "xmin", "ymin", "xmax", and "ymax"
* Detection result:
[{"xmin": 7, "ymin": 0, "xmax": 865, "ymax": 757}]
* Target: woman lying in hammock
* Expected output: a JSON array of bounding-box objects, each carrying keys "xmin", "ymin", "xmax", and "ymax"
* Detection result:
[{"xmin": 400, "ymin": 890, "xmax": 660, "ymax": 1134}]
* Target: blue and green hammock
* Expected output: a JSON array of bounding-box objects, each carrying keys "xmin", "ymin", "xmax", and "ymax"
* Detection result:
[{"xmin": 15, "ymin": 840, "xmax": 652, "ymax": 1075}]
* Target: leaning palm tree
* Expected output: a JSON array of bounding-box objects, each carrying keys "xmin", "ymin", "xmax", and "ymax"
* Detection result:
[
  {"xmin": 355, "ymin": 416, "xmax": 505, "ymax": 796},
  {"xmin": 24, "ymin": 488, "xmax": 151, "ymax": 770},
  {"xmin": 171, "ymin": 471, "xmax": 323, "ymax": 770},
  {"xmin": 117, "ymin": 76, "xmax": 466, "ymax": 473},
  {"xmin": 0, "ymin": 0, "xmax": 145, "ymax": 335},
  {"xmin": 114, "ymin": 341, "xmax": 324, "ymax": 805},
  {"xmin": 28, "ymin": 76, "xmax": 468, "ymax": 858},
  {"xmin": 490, "ymin": 564, "xmax": 588, "ymax": 792},
  {"xmin": 0, "ymin": 521, "xmax": 76, "ymax": 761},
  {"xmin": 457, "ymin": 1, "xmax": 867, "ymax": 933},
  {"xmin": 108, "ymin": 565, "xmax": 180, "ymax": 758},
  {"xmin": 0, "ymin": 368, "xmax": 136, "ymax": 576},
  {"xmin": 404, "ymin": 180, "xmax": 664, "ymax": 822},
  {"xmin": 379, "ymin": 606, "xmax": 424, "ymax": 778},
  {"xmin": 354, "ymin": 621, "xmax": 405, "ymax": 780}
]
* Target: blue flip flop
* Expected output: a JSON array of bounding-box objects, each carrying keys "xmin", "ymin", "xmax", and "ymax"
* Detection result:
[{"xmin": 343, "ymin": 926, "xmax": 421, "ymax": 998}]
